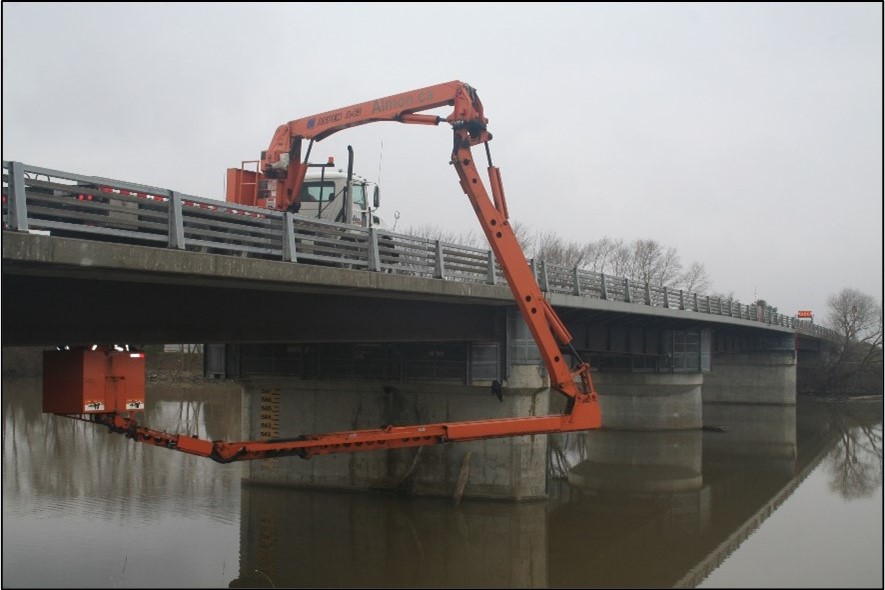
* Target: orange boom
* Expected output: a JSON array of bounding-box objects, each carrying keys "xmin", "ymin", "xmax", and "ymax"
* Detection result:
[{"xmin": 46, "ymin": 81, "xmax": 602, "ymax": 461}]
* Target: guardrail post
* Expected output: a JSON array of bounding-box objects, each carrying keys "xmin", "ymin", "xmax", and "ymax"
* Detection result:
[
  {"xmin": 645, "ymin": 282, "xmax": 652, "ymax": 305},
  {"xmin": 624, "ymin": 277, "xmax": 631, "ymax": 302},
  {"xmin": 168, "ymin": 191, "xmax": 185, "ymax": 250},
  {"xmin": 540, "ymin": 260, "xmax": 550, "ymax": 292},
  {"xmin": 573, "ymin": 267, "xmax": 582, "ymax": 296},
  {"xmin": 282, "ymin": 212, "xmax": 298, "ymax": 262},
  {"xmin": 600, "ymin": 273, "xmax": 608, "ymax": 300},
  {"xmin": 679, "ymin": 289, "xmax": 685, "ymax": 310},
  {"xmin": 727, "ymin": 299, "xmax": 734, "ymax": 317},
  {"xmin": 368, "ymin": 228, "xmax": 381, "ymax": 272},
  {"xmin": 693, "ymin": 292, "xmax": 699, "ymax": 312},
  {"xmin": 486, "ymin": 250, "xmax": 497, "ymax": 285},
  {"xmin": 434, "ymin": 240, "xmax": 445, "ymax": 279},
  {"xmin": 8, "ymin": 161, "xmax": 29, "ymax": 231},
  {"xmin": 663, "ymin": 286, "xmax": 670, "ymax": 308}
]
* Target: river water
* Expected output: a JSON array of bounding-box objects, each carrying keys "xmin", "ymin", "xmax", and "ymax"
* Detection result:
[{"xmin": 2, "ymin": 377, "xmax": 882, "ymax": 588}]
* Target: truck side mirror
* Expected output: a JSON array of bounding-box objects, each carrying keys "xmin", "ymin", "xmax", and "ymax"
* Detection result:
[{"xmin": 373, "ymin": 186, "xmax": 380, "ymax": 209}]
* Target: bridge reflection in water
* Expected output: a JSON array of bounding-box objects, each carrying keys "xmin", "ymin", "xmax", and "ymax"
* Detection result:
[
  {"xmin": 2, "ymin": 378, "xmax": 880, "ymax": 588},
  {"xmin": 229, "ymin": 400, "xmax": 880, "ymax": 588}
]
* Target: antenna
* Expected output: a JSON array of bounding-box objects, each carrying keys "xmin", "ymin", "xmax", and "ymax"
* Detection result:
[{"xmin": 377, "ymin": 138, "xmax": 384, "ymax": 188}]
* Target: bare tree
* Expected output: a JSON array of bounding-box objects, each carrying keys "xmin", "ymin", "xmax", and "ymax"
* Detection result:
[
  {"xmin": 822, "ymin": 288, "xmax": 884, "ymax": 393},
  {"xmin": 680, "ymin": 261, "xmax": 712, "ymax": 294},
  {"xmin": 628, "ymin": 239, "xmax": 683, "ymax": 287},
  {"xmin": 585, "ymin": 237, "xmax": 621, "ymax": 274},
  {"xmin": 405, "ymin": 223, "xmax": 483, "ymax": 248},
  {"xmin": 710, "ymin": 289, "xmax": 735, "ymax": 301},
  {"xmin": 608, "ymin": 241, "xmax": 633, "ymax": 278},
  {"xmin": 533, "ymin": 230, "xmax": 587, "ymax": 268},
  {"xmin": 509, "ymin": 219, "xmax": 535, "ymax": 254},
  {"xmin": 828, "ymin": 289, "xmax": 883, "ymax": 345},
  {"xmin": 655, "ymin": 245, "xmax": 683, "ymax": 287}
]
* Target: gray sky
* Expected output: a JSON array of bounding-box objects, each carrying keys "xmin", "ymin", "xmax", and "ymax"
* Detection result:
[{"xmin": 3, "ymin": 2, "xmax": 882, "ymax": 322}]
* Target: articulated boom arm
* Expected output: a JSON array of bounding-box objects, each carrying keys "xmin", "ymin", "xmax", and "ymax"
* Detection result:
[
  {"xmin": 263, "ymin": 80, "xmax": 489, "ymax": 213},
  {"xmin": 73, "ymin": 81, "xmax": 601, "ymax": 461}
]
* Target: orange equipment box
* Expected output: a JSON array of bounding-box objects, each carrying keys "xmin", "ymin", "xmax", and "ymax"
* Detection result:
[{"xmin": 42, "ymin": 348, "xmax": 146, "ymax": 414}]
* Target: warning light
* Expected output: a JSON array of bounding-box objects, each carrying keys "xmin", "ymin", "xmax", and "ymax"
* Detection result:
[{"xmin": 797, "ymin": 310, "xmax": 813, "ymax": 318}]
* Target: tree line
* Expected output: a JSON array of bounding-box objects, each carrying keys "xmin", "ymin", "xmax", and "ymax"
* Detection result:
[{"xmin": 406, "ymin": 222, "xmax": 715, "ymax": 295}]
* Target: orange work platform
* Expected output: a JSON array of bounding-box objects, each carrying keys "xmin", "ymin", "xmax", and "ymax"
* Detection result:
[{"xmin": 43, "ymin": 348, "xmax": 145, "ymax": 414}]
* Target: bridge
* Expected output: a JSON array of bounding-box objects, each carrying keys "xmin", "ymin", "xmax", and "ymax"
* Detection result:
[
  {"xmin": 1, "ymin": 160, "xmax": 835, "ymax": 342},
  {"xmin": 1, "ymin": 160, "xmax": 838, "ymax": 500}
]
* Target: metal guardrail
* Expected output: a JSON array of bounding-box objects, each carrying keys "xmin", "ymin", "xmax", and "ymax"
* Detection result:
[{"xmin": 1, "ymin": 160, "xmax": 838, "ymax": 341}]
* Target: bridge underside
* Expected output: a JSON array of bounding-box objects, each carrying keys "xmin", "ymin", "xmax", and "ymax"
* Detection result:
[{"xmin": 1, "ymin": 273, "xmax": 504, "ymax": 346}]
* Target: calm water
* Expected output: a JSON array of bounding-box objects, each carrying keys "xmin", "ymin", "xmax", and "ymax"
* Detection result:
[{"xmin": 2, "ymin": 377, "xmax": 882, "ymax": 588}]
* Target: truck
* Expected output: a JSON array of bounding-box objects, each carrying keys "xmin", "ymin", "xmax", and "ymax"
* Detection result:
[
  {"xmin": 226, "ymin": 145, "xmax": 384, "ymax": 229},
  {"xmin": 42, "ymin": 80, "xmax": 603, "ymax": 460}
]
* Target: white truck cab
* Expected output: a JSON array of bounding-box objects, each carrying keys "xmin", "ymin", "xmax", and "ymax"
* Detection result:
[{"xmin": 295, "ymin": 169, "xmax": 384, "ymax": 229}]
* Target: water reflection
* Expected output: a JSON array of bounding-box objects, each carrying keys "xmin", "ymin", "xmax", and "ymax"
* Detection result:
[
  {"xmin": 803, "ymin": 401, "xmax": 883, "ymax": 501},
  {"xmin": 2, "ymin": 377, "xmax": 245, "ymax": 589},
  {"xmin": 3, "ymin": 378, "xmax": 243, "ymax": 510},
  {"xmin": 231, "ymin": 487, "xmax": 547, "ymax": 588},
  {"xmin": 2, "ymin": 376, "xmax": 881, "ymax": 588},
  {"xmin": 230, "ymin": 399, "xmax": 881, "ymax": 588}
]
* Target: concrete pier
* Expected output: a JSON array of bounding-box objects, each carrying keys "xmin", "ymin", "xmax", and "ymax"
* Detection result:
[
  {"xmin": 593, "ymin": 373, "xmax": 704, "ymax": 430},
  {"xmin": 703, "ymin": 352, "xmax": 797, "ymax": 405},
  {"xmin": 241, "ymin": 378, "xmax": 551, "ymax": 501}
]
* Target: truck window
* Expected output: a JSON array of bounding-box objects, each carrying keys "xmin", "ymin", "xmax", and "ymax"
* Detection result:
[
  {"xmin": 351, "ymin": 184, "xmax": 366, "ymax": 208},
  {"xmin": 300, "ymin": 181, "xmax": 335, "ymax": 203}
]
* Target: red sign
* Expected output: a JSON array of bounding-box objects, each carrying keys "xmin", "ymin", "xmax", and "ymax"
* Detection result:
[{"xmin": 797, "ymin": 310, "xmax": 813, "ymax": 318}]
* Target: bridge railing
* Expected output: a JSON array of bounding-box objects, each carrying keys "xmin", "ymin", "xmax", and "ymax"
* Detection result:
[{"xmin": 2, "ymin": 160, "xmax": 837, "ymax": 341}]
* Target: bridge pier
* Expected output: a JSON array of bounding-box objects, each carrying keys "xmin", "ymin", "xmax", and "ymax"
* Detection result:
[
  {"xmin": 239, "ymin": 376, "xmax": 550, "ymax": 501},
  {"xmin": 233, "ymin": 311, "xmax": 554, "ymax": 501},
  {"xmin": 703, "ymin": 351, "xmax": 797, "ymax": 405},
  {"xmin": 592, "ymin": 373, "xmax": 704, "ymax": 430}
]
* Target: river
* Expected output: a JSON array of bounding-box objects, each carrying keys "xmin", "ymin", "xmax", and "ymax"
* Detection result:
[{"xmin": 1, "ymin": 377, "xmax": 882, "ymax": 588}]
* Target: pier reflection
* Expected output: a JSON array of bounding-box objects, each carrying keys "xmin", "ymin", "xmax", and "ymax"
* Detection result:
[{"xmin": 231, "ymin": 400, "xmax": 880, "ymax": 588}]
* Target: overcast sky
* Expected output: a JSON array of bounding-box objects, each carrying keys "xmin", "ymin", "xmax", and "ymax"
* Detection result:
[{"xmin": 2, "ymin": 2, "xmax": 881, "ymax": 322}]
